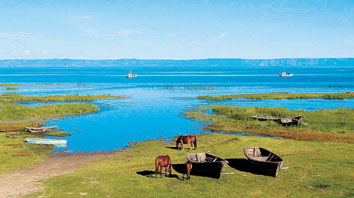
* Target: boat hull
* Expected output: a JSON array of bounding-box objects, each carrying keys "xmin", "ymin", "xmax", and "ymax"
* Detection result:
[
  {"xmin": 244, "ymin": 147, "xmax": 283, "ymax": 177},
  {"xmin": 25, "ymin": 138, "xmax": 67, "ymax": 148},
  {"xmin": 186, "ymin": 153, "xmax": 229, "ymax": 179},
  {"xmin": 189, "ymin": 162, "xmax": 227, "ymax": 179}
]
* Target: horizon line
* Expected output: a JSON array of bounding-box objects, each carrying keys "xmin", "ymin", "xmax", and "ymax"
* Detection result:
[{"xmin": 1, "ymin": 57, "xmax": 354, "ymax": 61}]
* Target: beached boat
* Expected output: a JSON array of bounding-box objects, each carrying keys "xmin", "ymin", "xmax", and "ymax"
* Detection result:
[
  {"xmin": 25, "ymin": 138, "xmax": 67, "ymax": 148},
  {"xmin": 126, "ymin": 71, "xmax": 137, "ymax": 78},
  {"xmin": 243, "ymin": 147, "xmax": 284, "ymax": 177},
  {"xmin": 251, "ymin": 115, "xmax": 303, "ymax": 126},
  {"xmin": 25, "ymin": 126, "xmax": 58, "ymax": 133},
  {"xmin": 186, "ymin": 153, "xmax": 229, "ymax": 179},
  {"xmin": 279, "ymin": 72, "xmax": 293, "ymax": 77}
]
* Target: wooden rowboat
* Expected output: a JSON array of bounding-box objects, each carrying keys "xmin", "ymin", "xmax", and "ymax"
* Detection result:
[
  {"xmin": 25, "ymin": 126, "xmax": 58, "ymax": 133},
  {"xmin": 25, "ymin": 138, "xmax": 67, "ymax": 148},
  {"xmin": 243, "ymin": 147, "xmax": 284, "ymax": 177},
  {"xmin": 186, "ymin": 153, "xmax": 229, "ymax": 179}
]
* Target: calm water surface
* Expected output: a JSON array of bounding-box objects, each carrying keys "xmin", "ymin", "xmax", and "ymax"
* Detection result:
[{"xmin": 1, "ymin": 66, "xmax": 353, "ymax": 152}]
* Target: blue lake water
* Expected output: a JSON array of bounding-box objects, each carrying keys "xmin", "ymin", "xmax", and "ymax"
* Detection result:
[{"xmin": 1, "ymin": 66, "xmax": 354, "ymax": 152}]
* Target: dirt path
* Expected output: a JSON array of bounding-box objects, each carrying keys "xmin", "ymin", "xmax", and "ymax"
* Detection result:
[{"xmin": 0, "ymin": 152, "xmax": 111, "ymax": 198}]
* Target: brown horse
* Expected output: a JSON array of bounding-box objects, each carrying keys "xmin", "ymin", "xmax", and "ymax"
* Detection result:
[
  {"xmin": 184, "ymin": 162, "xmax": 192, "ymax": 180},
  {"xmin": 155, "ymin": 155, "xmax": 172, "ymax": 178},
  {"xmin": 176, "ymin": 135, "xmax": 197, "ymax": 150}
]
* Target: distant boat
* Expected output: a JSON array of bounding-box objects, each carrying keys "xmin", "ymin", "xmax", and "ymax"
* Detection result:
[
  {"xmin": 186, "ymin": 153, "xmax": 229, "ymax": 179},
  {"xmin": 126, "ymin": 71, "xmax": 137, "ymax": 78},
  {"xmin": 279, "ymin": 72, "xmax": 293, "ymax": 77},
  {"xmin": 244, "ymin": 147, "xmax": 284, "ymax": 177},
  {"xmin": 25, "ymin": 137, "xmax": 67, "ymax": 148}
]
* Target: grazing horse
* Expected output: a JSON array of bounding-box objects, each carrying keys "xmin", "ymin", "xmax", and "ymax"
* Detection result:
[
  {"xmin": 184, "ymin": 162, "xmax": 192, "ymax": 180},
  {"xmin": 176, "ymin": 135, "xmax": 197, "ymax": 150},
  {"xmin": 155, "ymin": 155, "xmax": 172, "ymax": 178}
]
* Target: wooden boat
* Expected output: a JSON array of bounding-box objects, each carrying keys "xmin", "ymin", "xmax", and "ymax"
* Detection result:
[
  {"xmin": 243, "ymin": 147, "xmax": 284, "ymax": 177},
  {"xmin": 251, "ymin": 115, "xmax": 303, "ymax": 126},
  {"xmin": 25, "ymin": 126, "xmax": 58, "ymax": 133},
  {"xmin": 186, "ymin": 153, "xmax": 229, "ymax": 179},
  {"xmin": 25, "ymin": 138, "xmax": 67, "ymax": 148},
  {"xmin": 279, "ymin": 72, "xmax": 293, "ymax": 77}
]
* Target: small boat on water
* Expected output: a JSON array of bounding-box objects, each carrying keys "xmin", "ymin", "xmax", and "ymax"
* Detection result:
[
  {"xmin": 25, "ymin": 138, "xmax": 67, "ymax": 148},
  {"xmin": 279, "ymin": 72, "xmax": 293, "ymax": 77},
  {"xmin": 126, "ymin": 71, "xmax": 137, "ymax": 78},
  {"xmin": 244, "ymin": 147, "xmax": 284, "ymax": 177},
  {"xmin": 186, "ymin": 153, "xmax": 229, "ymax": 179}
]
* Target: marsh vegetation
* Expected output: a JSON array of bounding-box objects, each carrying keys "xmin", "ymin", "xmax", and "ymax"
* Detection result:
[
  {"xmin": 197, "ymin": 92, "xmax": 354, "ymax": 101},
  {"xmin": 184, "ymin": 105, "xmax": 354, "ymax": 142}
]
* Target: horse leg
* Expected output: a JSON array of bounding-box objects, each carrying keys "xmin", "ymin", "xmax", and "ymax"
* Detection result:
[
  {"xmin": 155, "ymin": 164, "xmax": 158, "ymax": 178},
  {"xmin": 190, "ymin": 142, "xmax": 193, "ymax": 150},
  {"xmin": 160, "ymin": 165, "xmax": 163, "ymax": 178}
]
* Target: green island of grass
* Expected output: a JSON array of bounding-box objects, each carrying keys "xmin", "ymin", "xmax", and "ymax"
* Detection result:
[
  {"xmin": 197, "ymin": 92, "xmax": 354, "ymax": 101},
  {"xmin": 184, "ymin": 105, "xmax": 354, "ymax": 143},
  {"xmin": 5, "ymin": 87, "xmax": 18, "ymax": 90},
  {"xmin": 0, "ymin": 103, "xmax": 99, "ymax": 132},
  {"xmin": 0, "ymin": 83, "xmax": 19, "ymax": 86},
  {"xmin": 28, "ymin": 134, "xmax": 353, "ymax": 197},
  {"xmin": 0, "ymin": 93, "xmax": 128, "ymax": 103}
]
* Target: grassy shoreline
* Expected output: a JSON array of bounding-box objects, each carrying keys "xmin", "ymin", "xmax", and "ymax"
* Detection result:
[
  {"xmin": 30, "ymin": 133, "xmax": 354, "ymax": 197},
  {"xmin": 0, "ymin": 83, "xmax": 19, "ymax": 86},
  {"xmin": 184, "ymin": 105, "xmax": 354, "ymax": 143},
  {"xmin": 0, "ymin": 93, "xmax": 127, "ymax": 174},
  {"xmin": 197, "ymin": 92, "xmax": 354, "ymax": 101},
  {"xmin": 0, "ymin": 93, "xmax": 128, "ymax": 103}
]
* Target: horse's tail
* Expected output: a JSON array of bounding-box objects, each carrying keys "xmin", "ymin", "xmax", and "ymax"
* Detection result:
[
  {"xmin": 168, "ymin": 156, "xmax": 172, "ymax": 175},
  {"xmin": 176, "ymin": 136, "xmax": 180, "ymax": 149},
  {"xmin": 193, "ymin": 136, "xmax": 197, "ymax": 149},
  {"xmin": 155, "ymin": 157, "xmax": 159, "ymax": 176}
]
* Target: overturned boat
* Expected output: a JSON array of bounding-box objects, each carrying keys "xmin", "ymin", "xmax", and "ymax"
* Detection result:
[
  {"xmin": 251, "ymin": 115, "xmax": 303, "ymax": 126},
  {"xmin": 186, "ymin": 153, "xmax": 228, "ymax": 179},
  {"xmin": 25, "ymin": 126, "xmax": 58, "ymax": 133},
  {"xmin": 244, "ymin": 147, "xmax": 284, "ymax": 177}
]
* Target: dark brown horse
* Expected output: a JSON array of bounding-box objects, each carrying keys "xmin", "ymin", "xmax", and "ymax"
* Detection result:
[
  {"xmin": 176, "ymin": 135, "xmax": 197, "ymax": 150},
  {"xmin": 155, "ymin": 155, "xmax": 172, "ymax": 178},
  {"xmin": 184, "ymin": 162, "xmax": 192, "ymax": 180}
]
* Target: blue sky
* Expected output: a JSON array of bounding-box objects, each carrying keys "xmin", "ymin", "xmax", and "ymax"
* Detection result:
[{"xmin": 0, "ymin": 0, "xmax": 353, "ymax": 59}]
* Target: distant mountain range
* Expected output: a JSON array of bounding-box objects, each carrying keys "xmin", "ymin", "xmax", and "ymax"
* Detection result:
[{"xmin": 0, "ymin": 58, "xmax": 353, "ymax": 67}]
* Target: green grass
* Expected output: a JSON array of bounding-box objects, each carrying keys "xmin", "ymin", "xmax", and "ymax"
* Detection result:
[
  {"xmin": 0, "ymin": 102, "xmax": 98, "ymax": 173},
  {"xmin": 5, "ymin": 87, "xmax": 17, "ymax": 90},
  {"xmin": 0, "ymin": 93, "xmax": 128, "ymax": 102},
  {"xmin": 0, "ymin": 132, "xmax": 54, "ymax": 173},
  {"xmin": 0, "ymin": 103, "xmax": 99, "ymax": 131},
  {"xmin": 0, "ymin": 83, "xmax": 18, "ymax": 86},
  {"xmin": 197, "ymin": 92, "xmax": 354, "ymax": 101},
  {"xmin": 184, "ymin": 105, "xmax": 354, "ymax": 142},
  {"xmin": 30, "ymin": 134, "xmax": 354, "ymax": 198}
]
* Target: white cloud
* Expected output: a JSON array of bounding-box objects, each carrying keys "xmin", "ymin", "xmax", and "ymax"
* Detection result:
[
  {"xmin": 23, "ymin": 50, "xmax": 31, "ymax": 54},
  {"xmin": 166, "ymin": 33, "xmax": 177, "ymax": 38},
  {"xmin": 217, "ymin": 32, "xmax": 226, "ymax": 40},
  {"xmin": 0, "ymin": 32, "xmax": 54, "ymax": 43},
  {"xmin": 85, "ymin": 29, "xmax": 153, "ymax": 38},
  {"xmin": 116, "ymin": 29, "xmax": 152, "ymax": 36},
  {"xmin": 73, "ymin": 15, "xmax": 93, "ymax": 20},
  {"xmin": 42, "ymin": 50, "xmax": 48, "ymax": 54}
]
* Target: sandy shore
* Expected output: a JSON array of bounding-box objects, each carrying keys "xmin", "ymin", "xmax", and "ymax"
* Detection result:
[{"xmin": 0, "ymin": 152, "xmax": 112, "ymax": 198}]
